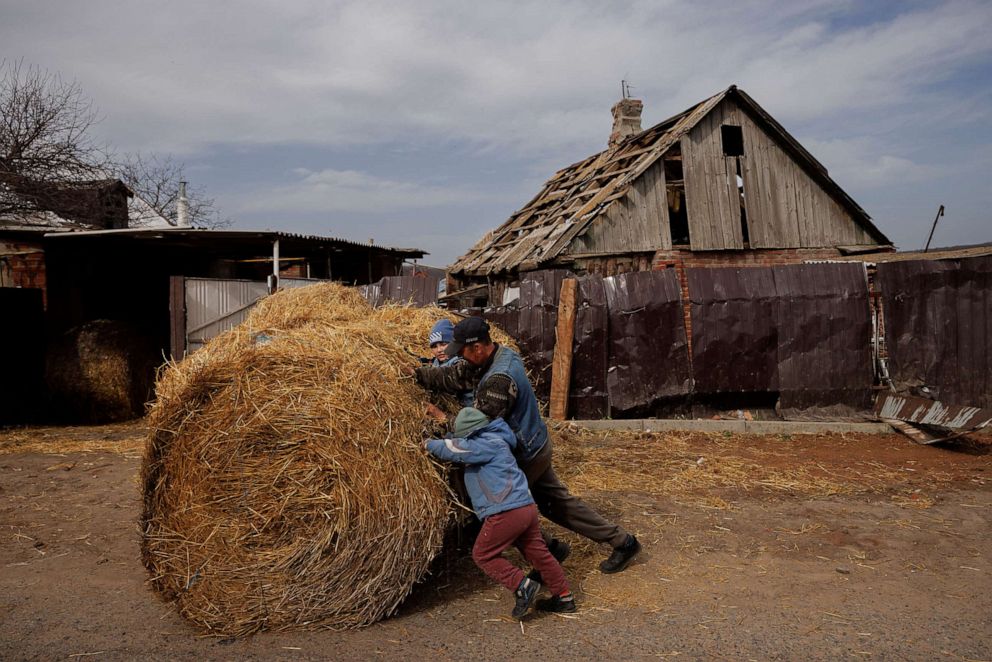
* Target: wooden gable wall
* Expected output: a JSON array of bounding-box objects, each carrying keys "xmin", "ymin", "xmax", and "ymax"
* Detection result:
[
  {"xmin": 566, "ymin": 158, "xmax": 671, "ymax": 256},
  {"xmin": 680, "ymin": 98, "xmax": 877, "ymax": 250}
]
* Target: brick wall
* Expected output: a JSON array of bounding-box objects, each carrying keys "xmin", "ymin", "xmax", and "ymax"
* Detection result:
[
  {"xmin": 0, "ymin": 240, "xmax": 47, "ymax": 305},
  {"xmin": 652, "ymin": 247, "xmax": 846, "ymax": 355}
]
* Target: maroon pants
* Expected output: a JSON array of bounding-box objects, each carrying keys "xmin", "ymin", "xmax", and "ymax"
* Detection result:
[{"xmin": 472, "ymin": 503, "xmax": 569, "ymax": 596}]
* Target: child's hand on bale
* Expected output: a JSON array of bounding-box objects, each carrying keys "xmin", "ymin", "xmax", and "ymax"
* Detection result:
[{"xmin": 424, "ymin": 404, "xmax": 447, "ymax": 422}]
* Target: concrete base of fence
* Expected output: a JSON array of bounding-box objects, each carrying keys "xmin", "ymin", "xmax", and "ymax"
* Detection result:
[{"xmin": 566, "ymin": 419, "xmax": 893, "ymax": 435}]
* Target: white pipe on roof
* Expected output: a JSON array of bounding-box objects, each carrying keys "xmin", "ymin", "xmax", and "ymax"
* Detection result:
[{"xmin": 177, "ymin": 181, "xmax": 190, "ymax": 227}]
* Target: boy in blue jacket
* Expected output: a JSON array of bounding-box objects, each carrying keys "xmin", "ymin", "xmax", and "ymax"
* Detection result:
[{"xmin": 425, "ymin": 407, "xmax": 576, "ymax": 619}]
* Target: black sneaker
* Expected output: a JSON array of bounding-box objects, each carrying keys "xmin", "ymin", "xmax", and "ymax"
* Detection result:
[
  {"xmin": 526, "ymin": 538, "xmax": 571, "ymax": 583},
  {"xmin": 536, "ymin": 593, "xmax": 577, "ymax": 614},
  {"xmin": 599, "ymin": 534, "xmax": 641, "ymax": 574},
  {"xmin": 512, "ymin": 578, "xmax": 541, "ymax": 620}
]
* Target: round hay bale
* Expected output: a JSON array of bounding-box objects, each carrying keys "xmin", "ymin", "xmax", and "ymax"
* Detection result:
[
  {"xmin": 46, "ymin": 319, "xmax": 158, "ymax": 423},
  {"xmin": 141, "ymin": 285, "xmax": 471, "ymax": 635}
]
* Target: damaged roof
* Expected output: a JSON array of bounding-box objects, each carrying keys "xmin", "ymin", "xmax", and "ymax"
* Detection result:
[{"xmin": 451, "ymin": 85, "xmax": 889, "ymax": 277}]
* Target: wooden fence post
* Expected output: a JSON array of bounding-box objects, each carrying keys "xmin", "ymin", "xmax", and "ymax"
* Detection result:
[{"xmin": 549, "ymin": 278, "xmax": 578, "ymax": 420}]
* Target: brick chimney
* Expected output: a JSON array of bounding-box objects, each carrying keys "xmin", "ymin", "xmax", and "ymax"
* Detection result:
[{"xmin": 609, "ymin": 98, "xmax": 643, "ymax": 148}]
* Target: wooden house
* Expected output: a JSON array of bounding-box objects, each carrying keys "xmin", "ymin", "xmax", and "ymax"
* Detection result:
[{"xmin": 446, "ymin": 85, "xmax": 893, "ymax": 307}]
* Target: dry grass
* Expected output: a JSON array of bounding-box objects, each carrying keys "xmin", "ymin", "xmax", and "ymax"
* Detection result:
[
  {"xmin": 140, "ymin": 284, "xmax": 491, "ymax": 636},
  {"xmin": 551, "ymin": 426, "xmax": 925, "ymax": 504},
  {"xmin": 0, "ymin": 423, "xmax": 146, "ymax": 456}
]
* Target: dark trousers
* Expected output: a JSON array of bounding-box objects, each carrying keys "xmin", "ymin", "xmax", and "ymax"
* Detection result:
[
  {"xmin": 521, "ymin": 437, "xmax": 629, "ymax": 548},
  {"xmin": 472, "ymin": 504, "xmax": 569, "ymax": 596}
]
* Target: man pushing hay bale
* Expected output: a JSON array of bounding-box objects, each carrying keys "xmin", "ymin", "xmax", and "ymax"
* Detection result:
[{"xmin": 140, "ymin": 283, "xmax": 499, "ymax": 635}]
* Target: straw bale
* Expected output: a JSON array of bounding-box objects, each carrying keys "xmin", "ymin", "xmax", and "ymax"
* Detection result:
[
  {"xmin": 140, "ymin": 284, "xmax": 500, "ymax": 635},
  {"xmin": 46, "ymin": 319, "xmax": 157, "ymax": 424}
]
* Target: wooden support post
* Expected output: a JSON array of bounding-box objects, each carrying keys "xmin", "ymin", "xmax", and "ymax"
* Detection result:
[
  {"xmin": 168, "ymin": 275, "xmax": 187, "ymax": 360},
  {"xmin": 549, "ymin": 278, "xmax": 578, "ymax": 420}
]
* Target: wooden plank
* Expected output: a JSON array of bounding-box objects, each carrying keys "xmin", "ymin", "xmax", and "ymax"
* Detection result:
[
  {"xmin": 169, "ymin": 275, "xmax": 187, "ymax": 360},
  {"xmin": 549, "ymin": 278, "xmax": 578, "ymax": 420}
]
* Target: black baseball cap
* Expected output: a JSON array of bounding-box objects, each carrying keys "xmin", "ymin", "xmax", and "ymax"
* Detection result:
[{"xmin": 445, "ymin": 317, "xmax": 492, "ymax": 357}]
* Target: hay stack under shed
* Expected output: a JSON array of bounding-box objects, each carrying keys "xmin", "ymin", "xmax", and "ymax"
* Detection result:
[
  {"xmin": 46, "ymin": 319, "xmax": 158, "ymax": 423},
  {"xmin": 141, "ymin": 284, "xmax": 508, "ymax": 635}
]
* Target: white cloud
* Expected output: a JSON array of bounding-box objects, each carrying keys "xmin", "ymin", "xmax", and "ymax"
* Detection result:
[
  {"xmin": 4, "ymin": 0, "xmax": 989, "ymax": 156},
  {"xmin": 804, "ymin": 137, "xmax": 936, "ymax": 188},
  {"xmin": 236, "ymin": 168, "xmax": 495, "ymax": 214}
]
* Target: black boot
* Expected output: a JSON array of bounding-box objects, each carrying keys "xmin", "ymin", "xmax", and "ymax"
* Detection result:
[
  {"xmin": 526, "ymin": 538, "xmax": 571, "ymax": 583},
  {"xmin": 537, "ymin": 593, "xmax": 577, "ymax": 613},
  {"xmin": 599, "ymin": 534, "xmax": 641, "ymax": 574}
]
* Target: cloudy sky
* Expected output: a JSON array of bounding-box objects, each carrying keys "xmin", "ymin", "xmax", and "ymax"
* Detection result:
[{"xmin": 3, "ymin": 0, "xmax": 990, "ymax": 266}]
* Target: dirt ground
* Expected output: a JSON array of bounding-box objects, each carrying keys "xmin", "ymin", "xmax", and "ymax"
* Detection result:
[{"xmin": 1, "ymin": 422, "xmax": 990, "ymax": 661}]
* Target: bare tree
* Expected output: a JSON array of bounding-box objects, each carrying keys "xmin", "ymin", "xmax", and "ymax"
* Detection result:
[
  {"xmin": 0, "ymin": 59, "xmax": 110, "ymax": 221},
  {"xmin": 115, "ymin": 153, "xmax": 230, "ymax": 229}
]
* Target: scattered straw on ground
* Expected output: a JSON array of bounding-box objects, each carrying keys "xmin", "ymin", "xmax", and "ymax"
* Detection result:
[
  {"xmin": 0, "ymin": 423, "xmax": 146, "ymax": 456},
  {"xmin": 550, "ymin": 426, "xmax": 954, "ymax": 505},
  {"xmin": 140, "ymin": 284, "xmax": 501, "ymax": 636}
]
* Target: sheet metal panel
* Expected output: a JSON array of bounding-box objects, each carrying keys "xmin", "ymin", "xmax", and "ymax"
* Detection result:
[
  {"xmin": 876, "ymin": 392, "xmax": 992, "ymax": 430},
  {"xmin": 360, "ymin": 275, "xmax": 439, "ymax": 308},
  {"xmin": 689, "ymin": 266, "xmax": 778, "ymax": 393},
  {"xmin": 185, "ymin": 278, "xmax": 327, "ymax": 351},
  {"xmin": 877, "ymin": 255, "xmax": 992, "ymax": 408},
  {"xmin": 604, "ymin": 270, "xmax": 691, "ymax": 413},
  {"xmin": 483, "ymin": 306, "xmax": 520, "ymax": 342},
  {"xmin": 774, "ymin": 263, "xmax": 872, "ymax": 410},
  {"xmin": 517, "ymin": 270, "xmax": 571, "ymax": 402},
  {"xmin": 688, "ymin": 263, "xmax": 872, "ymax": 409},
  {"xmin": 569, "ymin": 274, "xmax": 610, "ymax": 419},
  {"xmin": 185, "ymin": 278, "xmax": 269, "ymax": 351}
]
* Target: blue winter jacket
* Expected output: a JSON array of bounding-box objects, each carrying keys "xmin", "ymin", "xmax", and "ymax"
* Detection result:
[{"xmin": 425, "ymin": 418, "xmax": 533, "ymax": 519}]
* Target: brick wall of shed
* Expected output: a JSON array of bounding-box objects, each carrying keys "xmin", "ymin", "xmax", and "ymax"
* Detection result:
[
  {"xmin": 0, "ymin": 240, "xmax": 47, "ymax": 306},
  {"xmin": 652, "ymin": 247, "xmax": 844, "ymax": 356}
]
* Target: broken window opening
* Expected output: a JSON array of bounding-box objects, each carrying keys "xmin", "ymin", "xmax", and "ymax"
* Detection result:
[
  {"xmin": 735, "ymin": 158, "xmax": 750, "ymax": 247},
  {"xmin": 721, "ymin": 124, "xmax": 744, "ymax": 157},
  {"xmin": 664, "ymin": 155, "xmax": 690, "ymax": 246}
]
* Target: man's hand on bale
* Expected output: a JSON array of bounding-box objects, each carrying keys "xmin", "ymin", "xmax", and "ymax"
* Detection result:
[
  {"xmin": 425, "ymin": 404, "xmax": 447, "ymax": 422},
  {"xmin": 400, "ymin": 364, "xmax": 417, "ymax": 378}
]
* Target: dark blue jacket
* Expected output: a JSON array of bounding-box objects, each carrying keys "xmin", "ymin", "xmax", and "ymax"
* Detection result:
[{"xmin": 425, "ymin": 418, "xmax": 533, "ymax": 519}]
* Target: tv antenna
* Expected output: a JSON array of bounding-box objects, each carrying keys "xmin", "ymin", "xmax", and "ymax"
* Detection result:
[{"xmin": 621, "ymin": 79, "xmax": 634, "ymax": 99}]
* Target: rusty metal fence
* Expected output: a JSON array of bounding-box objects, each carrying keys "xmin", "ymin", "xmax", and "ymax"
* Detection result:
[
  {"xmin": 360, "ymin": 275, "xmax": 440, "ymax": 308},
  {"xmin": 360, "ymin": 258, "xmax": 989, "ymax": 421},
  {"xmin": 471, "ymin": 262, "xmax": 880, "ymax": 419},
  {"xmin": 877, "ymin": 255, "xmax": 991, "ymax": 409}
]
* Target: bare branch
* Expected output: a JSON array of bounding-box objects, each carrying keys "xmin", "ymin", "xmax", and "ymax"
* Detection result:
[
  {"xmin": 0, "ymin": 59, "xmax": 111, "ymax": 220},
  {"xmin": 114, "ymin": 152, "xmax": 231, "ymax": 229}
]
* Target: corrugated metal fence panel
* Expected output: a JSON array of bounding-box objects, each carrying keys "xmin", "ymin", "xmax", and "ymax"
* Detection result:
[
  {"xmin": 604, "ymin": 269, "xmax": 692, "ymax": 413},
  {"xmin": 877, "ymin": 255, "xmax": 992, "ymax": 408},
  {"xmin": 518, "ymin": 269, "xmax": 571, "ymax": 402},
  {"xmin": 358, "ymin": 282, "xmax": 383, "ymax": 308},
  {"xmin": 185, "ymin": 278, "xmax": 269, "ymax": 351},
  {"xmin": 185, "ymin": 278, "xmax": 328, "ymax": 352},
  {"xmin": 688, "ymin": 263, "xmax": 872, "ymax": 406},
  {"xmin": 484, "ymin": 306, "xmax": 520, "ymax": 341},
  {"xmin": 359, "ymin": 276, "xmax": 439, "ymax": 307},
  {"xmin": 689, "ymin": 266, "xmax": 779, "ymax": 393},
  {"xmin": 569, "ymin": 275, "xmax": 610, "ymax": 419},
  {"xmin": 774, "ymin": 263, "xmax": 872, "ymax": 410}
]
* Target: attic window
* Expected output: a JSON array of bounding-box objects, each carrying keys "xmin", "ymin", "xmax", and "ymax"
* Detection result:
[{"xmin": 721, "ymin": 125, "xmax": 744, "ymax": 157}]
